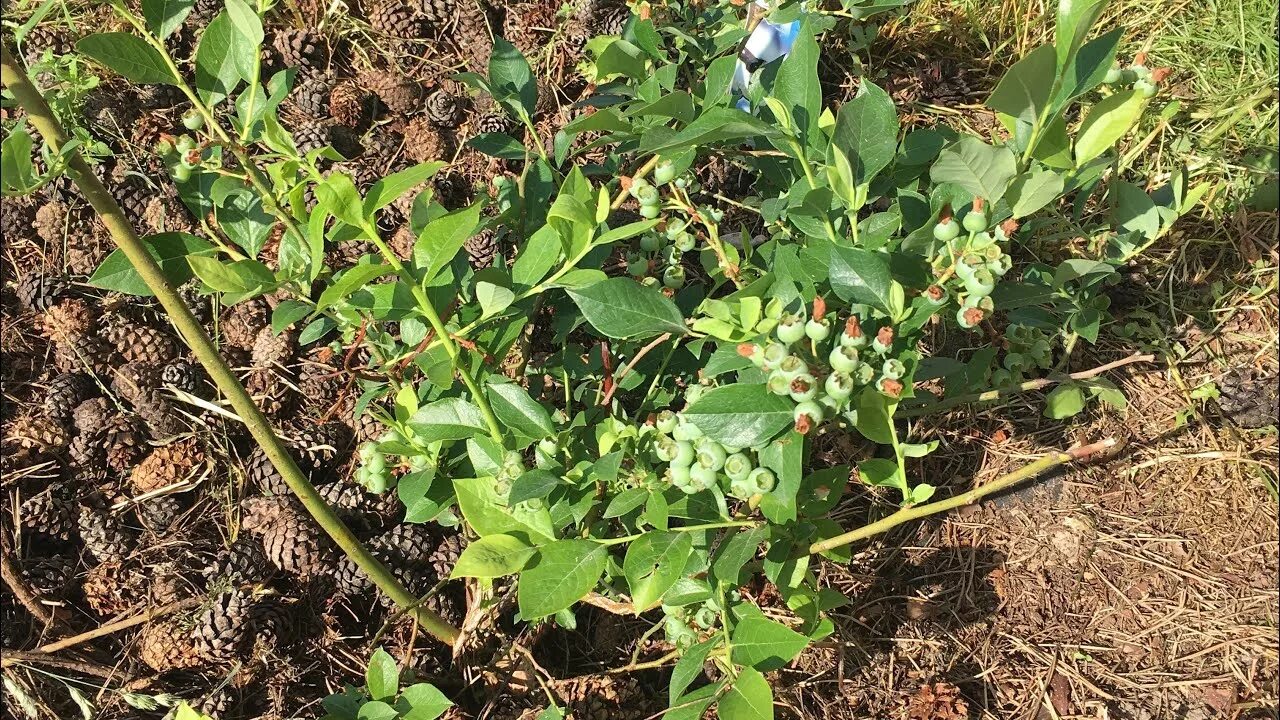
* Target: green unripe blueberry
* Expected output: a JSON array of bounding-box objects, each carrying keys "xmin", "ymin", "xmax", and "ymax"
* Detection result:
[
  {"xmin": 964, "ymin": 268, "xmax": 996, "ymax": 297},
  {"xmin": 358, "ymin": 441, "xmax": 378, "ymax": 462},
  {"xmin": 693, "ymin": 606, "xmax": 717, "ymax": 629},
  {"xmin": 805, "ymin": 318, "xmax": 831, "ymax": 342},
  {"xmin": 668, "ymin": 464, "xmax": 691, "ymax": 487},
  {"xmin": 154, "ymin": 138, "xmax": 175, "ymax": 157},
  {"xmin": 671, "ymin": 440, "xmax": 696, "ymax": 468},
  {"xmin": 685, "ymin": 384, "xmax": 707, "ymax": 405},
  {"xmin": 639, "ymin": 233, "xmax": 662, "ymax": 253},
  {"xmin": 829, "ymin": 345, "xmax": 859, "ymax": 373},
  {"xmin": 1134, "ymin": 77, "xmax": 1156, "ymax": 98},
  {"xmin": 825, "ymin": 371, "xmax": 855, "ymax": 400},
  {"xmin": 673, "ymin": 231, "xmax": 696, "ymax": 253},
  {"xmin": 181, "ymin": 109, "xmax": 205, "ymax": 130},
  {"xmin": 635, "ymin": 184, "xmax": 660, "ymax": 207},
  {"xmin": 1131, "ymin": 63, "xmax": 1151, "ymax": 82},
  {"xmin": 639, "ymin": 204, "xmax": 661, "ymax": 219},
  {"xmin": 655, "ymin": 410, "xmax": 678, "ymax": 434},
  {"xmin": 962, "ymin": 209, "xmax": 989, "ymax": 233},
  {"xmin": 664, "ymin": 219, "xmax": 687, "ymax": 238},
  {"xmin": 653, "ymin": 160, "xmax": 677, "ymax": 185},
  {"xmin": 628, "ymin": 177, "xmax": 650, "ymax": 199},
  {"xmin": 627, "ymin": 256, "xmax": 649, "ymax": 277},
  {"xmin": 924, "ymin": 285, "xmax": 949, "ymax": 306},
  {"xmin": 777, "ymin": 355, "xmax": 808, "ymax": 381},
  {"xmin": 776, "ymin": 315, "xmax": 806, "ymax": 345},
  {"xmin": 853, "ymin": 362, "xmax": 876, "ymax": 385},
  {"xmin": 689, "ymin": 464, "xmax": 718, "ymax": 491},
  {"xmin": 992, "ymin": 254, "xmax": 1014, "ymax": 276},
  {"xmin": 881, "ymin": 358, "xmax": 906, "ymax": 380},
  {"xmin": 171, "ymin": 163, "xmax": 192, "ymax": 182},
  {"xmin": 747, "ymin": 467, "xmax": 776, "ymax": 494},
  {"xmin": 662, "ymin": 264, "xmax": 686, "ymax": 289},
  {"xmin": 761, "ymin": 342, "xmax": 789, "ymax": 370},
  {"xmin": 672, "ymin": 420, "xmax": 702, "ymax": 442},
  {"xmin": 696, "ymin": 442, "xmax": 727, "ymax": 471},
  {"xmin": 729, "ymin": 477, "xmax": 753, "ymax": 499},
  {"xmin": 707, "ymin": 207, "xmax": 724, "ymax": 223},
  {"xmin": 723, "ymin": 453, "xmax": 753, "ymax": 482},
  {"xmin": 933, "ymin": 218, "xmax": 961, "ymax": 242},
  {"xmin": 655, "ymin": 436, "xmax": 680, "ymax": 463},
  {"xmin": 767, "ymin": 372, "xmax": 792, "ymax": 396},
  {"xmin": 175, "ymin": 135, "xmax": 196, "ymax": 153},
  {"xmin": 957, "ymin": 306, "xmax": 983, "ymax": 330},
  {"xmin": 789, "ymin": 373, "xmax": 818, "ymax": 402},
  {"xmin": 1104, "ymin": 63, "xmax": 1122, "ymax": 84},
  {"xmin": 365, "ymin": 453, "xmax": 386, "ymax": 474}
]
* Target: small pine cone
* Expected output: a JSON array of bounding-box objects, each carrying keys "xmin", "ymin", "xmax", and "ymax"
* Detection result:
[
  {"xmin": 139, "ymin": 618, "xmax": 203, "ymax": 670},
  {"xmin": 329, "ymin": 82, "xmax": 377, "ymax": 129},
  {"xmin": 561, "ymin": 674, "xmax": 646, "ymax": 720},
  {"xmin": 162, "ymin": 359, "xmax": 206, "ymax": 395},
  {"xmin": 20, "ymin": 485, "xmax": 78, "ymax": 541},
  {"xmin": 78, "ymin": 510, "xmax": 136, "ymax": 564},
  {"xmin": 178, "ymin": 281, "xmax": 213, "ymax": 325},
  {"xmin": 108, "ymin": 172, "xmax": 154, "ymax": 226},
  {"xmin": 333, "ymin": 554, "xmax": 373, "ymax": 595},
  {"xmin": 448, "ymin": 1, "xmax": 495, "ymax": 73},
  {"xmin": 14, "ymin": 273, "xmax": 71, "ymax": 312},
  {"xmin": 244, "ymin": 367, "xmax": 299, "ymax": 420},
  {"xmin": 74, "ymin": 397, "xmax": 112, "ymax": 435},
  {"xmin": 43, "ymin": 372, "xmax": 98, "ymax": 424},
  {"xmin": 259, "ymin": 505, "xmax": 333, "ymax": 579},
  {"xmin": 293, "ymin": 118, "xmax": 334, "ymax": 155},
  {"xmin": 82, "ymin": 86, "xmax": 140, "ymax": 142},
  {"xmin": 206, "ymin": 538, "xmax": 275, "ymax": 586},
  {"xmin": 389, "ymin": 225, "xmax": 416, "ymax": 261},
  {"xmin": 250, "ymin": 326, "xmax": 298, "ymax": 369},
  {"xmin": 1, "ymin": 196, "xmax": 37, "ymax": 241},
  {"xmin": 403, "ymin": 116, "xmax": 451, "ymax": 163},
  {"xmin": 250, "ymin": 598, "xmax": 294, "ymax": 647},
  {"xmin": 219, "ymin": 300, "xmax": 269, "ymax": 350},
  {"xmin": 115, "ymin": 325, "xmax": 180, "ymax": 365},
  {"xmin": 33, "ymin": 200, "xmax": 68, "ymax": 243},
  {"xmin": 133, "ymin": 390, "xmax": 189, "ymax": 439},
  {"xmin": 141, "ymin": 195, "xmax": 195, "ymax": 234},
  {"xmin": 82, "ymin": 559, "xmax": 143, "ymax": 616},
  {"xmin": 7, "ymin": 414, "xmax": 70, "ymax": 452},
  {"xmin": 464, "ymin": 229, "xmax": 498, "ymax": 269},
  {"xmin": 291, "ymin": 422, "xmax": 354, "ymax": 475},
  {"xmin": 352, "ymin": 407, "xmax": 388, "ymax": 445},
  {"xmin": 194, "ymin": 688, "xmax": 236, "ymax": 720},
  {"xmin": 150, "ymin": 565, "xmax": 195, "ymax": 606},
  {"xmin": 195, "ymin": 590, "xmax": 252, "ymax": 662},
  {"xmin": 424, "ymin": 89, "xmax": 465, "ymax": 128},
  {"xmin": 135, "ymin": 494, "xmax": 187, "ymax": 533},
  {"xmin": 361, "ymin": 71, "xmax": 423, "ymax": 116},
  {"xmin": 368, "ymin": 0, "xmax": 428, "ymax": 38},
  {"xmin": 244, "ymin": 447, "xmax": 289, "ymax": 496},
  {"xmin": 111, "ymin": 362, "xmax": 162, "ymax": 406},
  {"xmin": 42, "ymin": 297, "xmax": 96, "ymax": 343},
  {"xmin": 65, "ymin": 226, "xmax": 111, "ymax": 277},
  {"xmin": 54, "ymin": 333, "xmax": 115, "ymax": 375},
  {"xmin": 273, "ymin": 28, "xmax": 330, "ymax": 71},
  {"xmin": 131, "ymin": 439, "xmax": 204, "ymax": 494},
  {"xmin": 21, "ymin": 555, "xmax": 76, "ymax": 598},
  {"xmin": 68, "ymin": 433, "xmax": 109, "ymax": 480},
  {"xmin": 428, "ymin": 533, "xmax": 467, "ymax": 579},
  {"xmin": 373, "ymin": 523, "xmax": 438, "ymax": 566},
  {"xmin": 291, "ymin": 72, "xmax": 335, "ymax": 118},
  {"xmin": 102, "ymin": 415, "xmax": 149, "ymax": 473}
]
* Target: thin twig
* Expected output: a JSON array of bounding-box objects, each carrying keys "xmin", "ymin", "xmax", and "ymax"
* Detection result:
[
  {"xmin": 808, "ymin": 439, "xmax": 1117, "ymax": 554},
  {"xmin": 897, "ymin": 352, "xmax": 1155, "ymax": 418},
  {"xmin": 28, "ymin": 595, "xmax": 207, "ymax": 655},
  {"xmin": 0, "ymin": 535, "xmax": 63, "ymax": 633},
  {"xmin": 601, "ymin": 333, "xmax": 674, "ymax": 405},
  {"xmin": 0, "ymin": 650, "xmax": 122, "ymax": 679}
]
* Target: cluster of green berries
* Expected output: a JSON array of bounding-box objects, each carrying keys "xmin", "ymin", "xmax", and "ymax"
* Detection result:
[
  {"xmin": 356, "ymin": 441, "xmax": 393, "ymax": 493},
  {"xmin": 930, "ymin": 199, "xmax": 1013, "ymax": 330},
  {"xmin": 153, "ymin": 116, "xmax": 207, "ymax": 183},
  {"xmin": 992, "ymin": 324, "xmax": 1054, "ymax": 387},
  {"xmin": 651, "ymin": 409, "xmax": 776, "ymax": 499},
  {"xmin": 1103, "ymin": 53, "xmax": 1166, "ymax": 98},
  {"xmin": 627, "ymin": 217, "xmax": 698, "ymax": 289}
]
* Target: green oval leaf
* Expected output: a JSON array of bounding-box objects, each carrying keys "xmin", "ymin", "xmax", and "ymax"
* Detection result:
[
  {"xmin": 89, "ymin": 232, "xmax": 214, "ymax": 297},
  {"xmin": 487, "ymin": 381, "xmax": 555, "ymax": 441},
  {"xmin": 566, "ymin": 278, "xmax": 686, "ymax": 340},
  {"xmin": 828, "ymin": 245, "xmax": 893, "ymax": 312},
  {"xmin": 683, "ymin": 385, "xmax": 793, "ymax": 449},
  {"xmin": 406, "ymin": 397, "xmax": 489, "ymax": 443},
  {"xmin": 1075, "ymin": 89, "xmax": 1146, "ymax": 166},
  {"xmin": 365, "ymin": 648, "xmax": 399, "ymax": 701},
  {"xmin": 730, "ymin": 616, "xmax": 810, "ymax": 671},
  {"xmin": 718, "ymin": 667, "xmax": 773, "ymax": 720},
  {"xmin": 517, "ymin": 540, "xmax": 608, "ymax": 619},
  {"xmin": 76, "ymin": 33, "xmax": 178, "ymax": 85},
  {"xmin": 622, "ymin": 531, "xmax": 693, "ymax": 612},
  {"xmin": 451, "ymin": 534, "xmax": 535, "ymax": 579}
]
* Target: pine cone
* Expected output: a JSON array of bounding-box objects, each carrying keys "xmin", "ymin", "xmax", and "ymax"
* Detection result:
[
  {"xmin": 73, "ymin": 397, "xmax": 112, "ymax": 435},
  {"xmin": 206, "ymin": 537, "xmax": 276, "ymax": 586},
  {"xmin": 333, "ymin": 554, "xmax": 374, "ymax": 595},
  {"xmin": 78, "ymin": 510, "xmax": 136, "ymax": 563},
  {"xmin": 195, "ymin": 590, "xmax": 252, "ymax": 662},
  {"xmin": 7, "ymin": 414, "xmax": 70, "ymax": 452},
  {"xmin": 424, "ymin": 89, "xmax": 465, "ymax": 128},
  {"xmin": 132, "ymin": 390, "xmax": 189, "ymax": 439},
  {"xmin": 65, "ymin": 225, "xmax": 111, "ymax": 277},
  {"xmin": 115, "ymin": 325, "xmax": 180, "ymax": 365},
  {"xmin": 108, "ymin": 171, "xmax": 154, "ymax": 226},
  {"xmin": 244, "ymin": 367, "xmax": 299, "ymax": 420},
  {"xmin": 368, "ymin": 0, "xmax": 428, "ymax": 38},
  {"xmin": 361, "ymin": 71, "xmax": 423, "ymax": 116},
  {"xmin": 43, "ymin": 372, "xmax": 98, "ymax": 424},
  {"xmin": 452, "ymin": 1, "xmax": 496, "ymax": 73},
  {"xmin": 428, "ymin": 533, "xmax": 467, "ymax": 579},
  {"xmin": 178, "ymin": 281, "xmax": 213, "ymax": 325},
  {"xmin": 150, "ymin": 564, "xmax": 196, "ymax": 606},
  {"xmin": 82, "ymin": 559, "xmax": 144, "ymax": 616},
  {"xmin": 468, "ymin": 108, "xmax": 513, "ymax": 137},
  {"xmin": 250, "ymin": 326, "xmax": 297, "ymax": 369},
  {"xmin": 250, "ymin": 598, "xmax": 294, "ymax": 647},
  {"xmin": 403, "ymin": 116, "xmax": 451, "ymax": 162},
  {"xmin": 272, "ymin": 28, "xmax": 330, "ymax": 71},
  {"xmin": 102, "ymin": 414, "xmax": 149, "ymax": 473},
  {"xmin": 0, "ymin": 196, "xmax": 37, "ymax": 243},
  {"xmin": 42, "ymin": 297, "xmax": 96, "ymax": 343},
  {"xmin": 14, "ymin": 273, "xmax": 70, "ymax": 312},
  {"xmin": 111, "ymin": 362, "xmax": 163, "ymax": 405},
  {"xmin": 32, "ymin": 200, "xmax": 68, "ymax": 243},
  {"xmin": 388, "ymin": 225, "xmax": 416, "ymax": 262},
  {"xmin": 141, "ymin": 195, "xmax": 195, "ymax": 234},
  {"xmin": 20, "ymin": 485, "xmax": 78, "ymax": 540},
  {"xmin": 220, "ymin": 299, "xmax": 269, "ymax": 350},
  {"xmin": 330, "ymin": 81, "xmax": 377, "ymax": 129},
  {"xmin": 68, "ymin": 432, "xmax": 109, "ymax": 481},
  {"xmin": 291, "ymin": 72, "xmax": 336, "ymax": 118},
  {"xmin": 291, "ymin": 422, "xmax": 354, "ymax": 475},
  {"xmin": 139, "ymin": 618, "xmax": 203, "ymax": 670},
  {"xmin": 131, "ymin": 439, "xmax": 204, "ymax": 494},
  {"xmin": 21, "ymin": 555, "xmax": 76, "ymax": 598},
  {"xmin": 560, "ymin": 674, "xmax": 646, "ymax": 720},
  {"xmin": 373, "ymin": 523, "xmax": 437, "ymax": 565},
  {"xmin": 162, "ymin": 359, "xmax": 207, "ymax": 395},
  {"xmin": 464, "ymin": 229, "xmax": 498, "ymax": 269},
  {"xmin": 82, "ymin": 86, "xmax": 140, "ymax": 142},
  {"xmin": 54, "ymin": 333, "xmax": 115, "ymax": 375},
  {"xmin": 135, "ymin": 494, "xmax": 187, "ymax": 533},
  {"xmin": 258, "ymin": 504, "xmax": 334, "ymax": 579}
]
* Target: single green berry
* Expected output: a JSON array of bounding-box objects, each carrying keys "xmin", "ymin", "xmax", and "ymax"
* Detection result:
[
  {"xmin": 653, "ymin": 160, "xmax": 677, "ymax": 185},
  {"xmin": 777, "ymin": 355, "xmax": 808, "ymax": 381},
  {"xmin": 672, "ymin": 420, "xmax": 702, "ymax": 442},
  {"xmin": 767, "ymin": 372, "xmax": 792, "ymax": 396},
  {"xmin": 923, "ymin": 285, "xmax": 948, "ymax": 306},
  {"xmin": 776, "ymin": 315, "xmax": 806, "ymax": 345},
  {"xmin": 1131, "ymin": 63, "xmax": 1152, "ymax": 82},
  {"xmin": 655, "ymin": 436, "xmax": 680, "ymax": 463},
  {"xmin": 627, "ymin": 256, "xmax": 649, "ymax": 277},
  {"xmin": 853, "ymin": 362, "xmax": 876, "ymax": 385},
  {"xmin": 805, "ymin": 318, "xmax": 831, "ymax": 342},
  {"xmin": 655, "ymin": 410, "xmax": 678, "ymax": 434},
  {"xmin": 662, "ymin": 264, "xmax": 686, "ymax": 289},
  {"xmin": 628, "ymin": 177, "xmax": 651, "ymax": 199},
  {"xmin": 639, "ymin": 204, "xmax": 661, "ymax": 219},
  {"xmin": 839, "ymin": 316, "xmax": 868, "ymax": 348},
  {"xmin": 1134, "ymin": 77, "xmax": 1156, "ymax": 98},
  {"xmin": 1104, "ymin": 63, "xmax": 1123, "ymax": 84},
  {"xmin": 957, "ymin": 306, "xmax": 984, "ymax": 329},
  {"xmin": 669, "ymin": 464, "xmax": 691, "ymax": 486},
  {"xmin": 825, "ymin": 371, "xmax": 855, "ymax": 400},
  {"xmin": 933, "ymin": 218, "xmax": 961, "ymax": 242},
  {"xmin": 181, "ymin": 109, "xmax": 205, "ymax": 130},
  {"xmin": 729, "ymin": 477, "xmax": 753, "ymax": 499},
  {"xmin": 707, "ymin": 207, "xmax": 724, "ymax": 223},
  {"xmin": 871, "ymin": 326, "xmax": 894, "ymax": 355},
  {"xmin": 696, "ymin": 441, "xmax": 727, "ymax": 471},
  {"xmin": 747, "ymin": 467, "xmax": 776, "ymax": 494},
  {"xmin": 829, "ymin": 345, "xmax": 859, "ymax": 373},
  {"xmin": 171, "ymin": 163, "xmax": 192, "ymax": 182},
  {"xmin": 671, "ymin": 440, "xmax": 696, "ymax": 468},
  {"xmin": 635, "ymin": 184, "xmax": 661, "ymax": 207},
  {"xmin": 875, "ymin": 376, "xmax": 904, "ymax": 398},
  {"xmin": 964, "ymin": 268, "xmax": 996, "ymax": 297},
  {"xmin": 761, "ymin": 342, "xmax": 788, "ymax": 370},
  {"xmin": 154, "ymin": 138, "xmax": 175, "ymax": 157},
  {"xmin": 881, "ymin": 358, "xmax": 906, "ymax": 380},
  {"xmin": 665, "ymin": 219, "xmax": 687, "ymax": 238},
  {"xmin": 789, "ymin": 373, "xmax": 818, "ymax": 402},
  {"xmin": 689, "ymin": 465, "xmax": 718, "ymax": 492},
  {"xmin": 685, "ymin": 384, "xmax": 707, "ymax": 405},
  {"xmin": 723, "ymin": 453, "xmax": 753, "ymax": 482},
  {"xmin": 962, "ymin": 209, "xmax": 988, "ymax": 233},
  {"xmin": 358, "ymin": 442, "xmax": 378, "ymax": 462},
  {"xmin": 693, "ymin": 606, "xmax": 717, "ymax": 629},
  {"xmin": 639, "ymin": 233, "xmax": 662, "ymax": 253},
  {"xmin": 174, "ymin": 135, "xmax": 196, "ymax": 153},
  {"xmin": 673, "ymin": 176, "xmax": 688, "ymax": 189},
  {"xmin": 673, "ymin": 232, "xmax": 696, "ymax": 253}
]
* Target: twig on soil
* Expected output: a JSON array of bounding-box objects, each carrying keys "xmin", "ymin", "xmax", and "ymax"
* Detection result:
[
  {"xmin": 600, "ymin": 333, "xmax": 674, "ymax": 405},
  {"xmin": 22, "ymin": 596, "xmax": 207, "ymax": 656},
  {"xmin": 581, "ymin": 593, "xmax": 634, "ymax": 615},
  {"xmin": 0, "ymin": 650, "xmax": 123, "ymax": 680},
  {"xmin": 897, "ymin": 352, "xmax": 1155, "ymax": 418},
  {"xmin": 808, "ymin": 439, "xmax": 1118, "ymax": 554},
  {"xmin": 0, "ymin": 535, "xmax": 65, "ymax": 634}
]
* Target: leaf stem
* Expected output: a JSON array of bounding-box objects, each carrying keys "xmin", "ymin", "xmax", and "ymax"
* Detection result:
[{"xmin": 594, "ymin": 519, "xmax": 758, "ymax": 546}]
